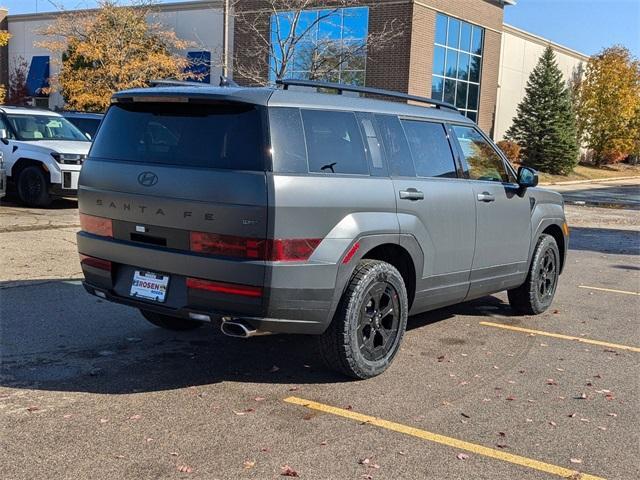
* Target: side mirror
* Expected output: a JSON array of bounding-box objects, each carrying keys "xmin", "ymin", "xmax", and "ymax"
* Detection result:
[
  {"xmin": 0, "ymin": 129, "xmax": 8, "ymax": 145},
  {"xmin": 517, "ymin": 166, "xmax": 538, "ymax": 189}
]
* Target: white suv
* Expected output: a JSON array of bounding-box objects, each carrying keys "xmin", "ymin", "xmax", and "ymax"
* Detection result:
[{"xmin": 0, "ymin": 106, "xmax": 92, "ymax": 207}]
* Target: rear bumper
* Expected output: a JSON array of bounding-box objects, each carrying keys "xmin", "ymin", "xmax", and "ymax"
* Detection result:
[{"xmin": 78, "ymin": 232, "xmax": 337, "ymax": 335}]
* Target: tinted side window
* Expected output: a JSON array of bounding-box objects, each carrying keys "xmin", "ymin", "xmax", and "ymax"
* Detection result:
[
  {"xmin": 452, "ymin": 125, "xmax": 509, "ymax": 182},
  {"xmin": 269, "ymin": 107, "xmax": 307, "ymax": 173},
  {"xmin": 401, "ymin": 120, "xmax": 457, "ymax": 178},
  {"xmin": 301, "ymin": 109, "xmax": 368, "ymax": 175},
  {"xmin": 375, "ymin": 114, "xmax": 415, "ymax": 177}
]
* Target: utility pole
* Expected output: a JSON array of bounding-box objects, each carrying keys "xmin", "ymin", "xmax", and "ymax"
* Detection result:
[{"xmin": 222, "ymin": 0, "xmax": 231, "ymax": 78}]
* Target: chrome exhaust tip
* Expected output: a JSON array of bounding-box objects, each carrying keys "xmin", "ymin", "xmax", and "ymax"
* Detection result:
[{"xmin": 220, "ymin": 318, "xmax": 270, "ymax": 338}]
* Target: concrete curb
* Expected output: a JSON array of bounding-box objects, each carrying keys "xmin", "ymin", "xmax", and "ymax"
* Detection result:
[{"xmin": 540, "ymin": 175, "xmax": 640, "ymax": 186}]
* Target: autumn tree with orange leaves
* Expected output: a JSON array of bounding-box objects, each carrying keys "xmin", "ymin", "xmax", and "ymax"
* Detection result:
[
  {"xmin": 38, "ymin": 0, "xmax": 196, "ymax": 112},
  {"xmin": 576, "ymin": 46, "xmax": 640, "ymax": 164},
  {"xmin": 0, "ymin": 30, "xmax": 11, "ymax": 103}
]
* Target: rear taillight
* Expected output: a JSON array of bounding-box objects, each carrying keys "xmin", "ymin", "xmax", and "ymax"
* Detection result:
[
  {"xmin": 190, "ymin": 232, "xmax": 267, "ymax": 259},
  {"xmin": 189, "ymin": 232, "xmax": 321, "ymax": 262},
  {"xmin": 79, "ymin": 254, "xmax": 112, "ymax": 272},
  {"xmin": 80, "ymin": 213, "xmax": 113, "ymax": 238},
  {"xmin": 186, "ymin": 278, "xmax": 262, "ymax": 298},
  {"xmin": 268, "ymin": 239, "xmax": 322, "ymax": 261}
]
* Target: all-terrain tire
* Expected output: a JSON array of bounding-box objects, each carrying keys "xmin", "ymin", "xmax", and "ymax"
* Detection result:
[
  {"xmin": 318, "ymin": 259, "xmax": 408, "ymax": 379},
  {"xmin": 140, "ymin": 309, "xmax": 203, "ymax": 331},
  {"xmin": 17, "ymin": 166, "xmax": 52, "ymax": 208},
  {"xmin": 508, "ymin": 234, "xmax": 560, "ymax": 315}
]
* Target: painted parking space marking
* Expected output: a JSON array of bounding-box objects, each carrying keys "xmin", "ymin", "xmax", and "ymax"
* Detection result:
[
  {"xmin": 284, "ymin": 396, "xmax": 605, "ymax": 480},
  {"xmin": 480, "ymin": 321, "xmax": 640, "ymax": 353},
  {"xmin": 578, "ymin": 285, "xmax": 640, "ymax": 296}
]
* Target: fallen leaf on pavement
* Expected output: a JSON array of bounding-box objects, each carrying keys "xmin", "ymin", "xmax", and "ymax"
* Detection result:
[
  {"xmin": 26, "ymin": 406, "xmax": 39, "ymax": 412},
  {"xmin": 243, "ymin": 460, "xmax": 255, "ymax": 469},
  {"xmin": 608, "ymin": 413, "xmax": 617, "ymax": 417},
  {"xmin": 254, "ymin": 397, "xmax": 266, "ymax": 402},
  {"xmin": 549, "ymin": 421, "xmax": 557, "ymax": 427},
  {"xmin": 456, "ymin": 453, "xmax": 470, "ymax": 460},
  {"xmin": 496, "ymin": 444, "xmax": 508, "ymax": 449},
  {"xmin": 99, "ymin": 418, "xmax": 108, "ymax": 424},
  {"xmin": 281, "ymin": 465, "xmax": 299, "ymax": 477},
  {"xmin": 570, "ymin": 458, "xmax": 582, "ymax": 464},
  {"xmin": 169, "ymin": 452, "xmax": 179, "ymax": 456},
  {"xmin": 177, "ymin": 465, "xmax": 193, "ymax": 473},
  {"xmin": 575, "ymin": 393, "xmax": 588, "ymax": 399},
  {"xmin": 289, "ymin": 386, "xmax": 299, "ymax": 392},
  {"xmin": 320, "ymin": 441, "xmax": 327, "ymax": 446},
  {"xmin": 129, "ymin": 415, "xmax": 141, "ymax": 420}
]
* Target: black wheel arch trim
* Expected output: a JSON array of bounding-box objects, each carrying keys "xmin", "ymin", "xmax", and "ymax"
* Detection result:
[{"xmin": 323, "ymin": 233, "xmax": 423, "ymax": 332}]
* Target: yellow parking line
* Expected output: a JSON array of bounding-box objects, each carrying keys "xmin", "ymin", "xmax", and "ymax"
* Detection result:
[
  {"xmin": 284, "ymin": 396, "xmax": 605, "ymax": 480},
  {"xmin": 480, "ymin": 321, "xmax": 640, "ymax": 353},
  {"xmin": 578, "ymin": 285, "xmax": 640, "ymax": 296}
]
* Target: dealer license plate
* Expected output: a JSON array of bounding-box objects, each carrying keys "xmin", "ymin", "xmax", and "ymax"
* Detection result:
[{"xmin": 130, "ymin": 270, "xmax": 169, "ymax": 303}]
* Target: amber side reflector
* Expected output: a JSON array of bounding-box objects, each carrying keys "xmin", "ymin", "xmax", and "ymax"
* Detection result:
[
  {"xmin": 186, "ymin": 278, "xmax": 262, "ymax": 298},
  {"xmin": 79, "ymin": 254, "xmax": 112, "ymax": 272},
  {"xmin": 562, "ymin": 222, "xmax": 570, "ymax": 237},
  {"xmin": 80, "ymin": 213, "xmax": 113, "ymax": 238}
]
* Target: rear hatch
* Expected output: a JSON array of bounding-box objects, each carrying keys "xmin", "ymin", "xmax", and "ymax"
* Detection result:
[{"xmin": 78, "ymin": 96, "xmax": 270, "ymax": 316}]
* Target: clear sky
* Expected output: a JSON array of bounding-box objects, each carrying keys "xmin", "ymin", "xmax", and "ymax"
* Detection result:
[{"xmin": 2, "ymin": 0, "xmax": 639, "ymax": 57}]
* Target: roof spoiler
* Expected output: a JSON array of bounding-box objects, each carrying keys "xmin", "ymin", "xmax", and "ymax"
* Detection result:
[{"xmin": 148, "ymin": 76, "xmax": 239, "ymax": 88}]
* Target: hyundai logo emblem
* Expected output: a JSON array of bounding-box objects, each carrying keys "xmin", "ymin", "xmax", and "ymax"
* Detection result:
[{"xmin": 137, "ymin": 172, "xmax": 158, "ymax": 187}]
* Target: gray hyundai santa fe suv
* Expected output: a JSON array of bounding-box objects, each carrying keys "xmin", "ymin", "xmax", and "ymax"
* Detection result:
[{"xmin": 77, "ymin": 79, "xmax": 569, "ymax": 379}]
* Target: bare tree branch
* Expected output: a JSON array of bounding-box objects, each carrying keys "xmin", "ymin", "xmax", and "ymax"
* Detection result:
[{"xmin": 231, "ymin": 0, "xmax": 404, "ymax": 86}]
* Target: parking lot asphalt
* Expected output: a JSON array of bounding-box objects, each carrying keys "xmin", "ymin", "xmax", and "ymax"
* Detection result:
[
  {"xmin": 1, "ymin": 198, "xmax": 639, "ymax": 480},
  {"xmin": 550, "ymin": 179, "xmax": 640, "ymax": 210}
]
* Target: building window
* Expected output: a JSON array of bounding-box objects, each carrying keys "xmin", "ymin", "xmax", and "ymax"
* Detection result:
[
  {"xmin": 269, "ymin": 7, "xmax": 369, "ymax": 85},
  {"xmin": 185, "ymin": 51, "xmax": 211, "ymax": 83},
  {"xmin": 431, "ymin": 13, "xmax": 484, "ymax": 122}
]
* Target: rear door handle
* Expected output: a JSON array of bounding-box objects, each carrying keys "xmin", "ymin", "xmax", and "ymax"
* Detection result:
[
  {"xmin": 399, "ymin": 188, "xmax": 424, "ymax": 201},
  {"xmin": 477, "ymin": 192, "xmax": 495, "ymax": 203}
]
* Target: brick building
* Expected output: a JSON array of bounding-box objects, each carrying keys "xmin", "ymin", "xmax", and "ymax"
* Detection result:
[{"xmin": 0, "ymin": 0, "xmax": 588, "ymax": 139}]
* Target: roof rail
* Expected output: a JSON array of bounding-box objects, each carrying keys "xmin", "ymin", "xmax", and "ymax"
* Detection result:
[{"xmin": 275, "ymin": 79, "xmax": 459, "ymax": 112}]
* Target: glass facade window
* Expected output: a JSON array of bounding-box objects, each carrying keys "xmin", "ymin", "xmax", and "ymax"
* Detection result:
[
  {"xmin": 270, "ymin": 7, "xmax": 369, "ymax": 85},
  {"xmin": 432, "ymin": 13, "xmax": 484, "ymax": 122}
]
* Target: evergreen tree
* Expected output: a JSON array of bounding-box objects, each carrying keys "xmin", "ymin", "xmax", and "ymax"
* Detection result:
[{"xmin": 506, "ymin": 46, "xmax": 579, "ymax": 174}]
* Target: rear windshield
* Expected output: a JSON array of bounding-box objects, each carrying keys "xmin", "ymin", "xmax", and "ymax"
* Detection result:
[{"xmin": 90, "ymin": 102, "xmax": 265, "ymax": 171}]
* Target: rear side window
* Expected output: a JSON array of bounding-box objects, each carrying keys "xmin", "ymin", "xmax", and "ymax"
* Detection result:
[
  {"xmin": 300, "ymin": 109, "xmax": 368, "ymax": 175},
  {"xmin": 401, "ymin": 120, "xmax": 457, "ymax": 178},
  {"xmin": 374, "ymin": 114, "xmax": 414, "ymax": 177},
  {"xmin": 269, "ymin": 107, "xmax": 308, "ymax": 174},
  {"xmin": 91, "ymin": 102, "xmax": 265, "ymax": 171}
]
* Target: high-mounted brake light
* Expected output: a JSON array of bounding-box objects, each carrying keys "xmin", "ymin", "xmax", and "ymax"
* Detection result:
[
  {"xmin": 186, "ymin": 278, "xmax": 262, "ymax": 298},
  {"xmin": 80, "ymin": 213, "xmax": 113, "ymax": 238},
  {"xmin": 79, "ymin": 254, "xmax": 112, "ymax": 272},
  {"xmin": 189, "ymin": 232, "xmax": 321, "ymax": 262}
]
